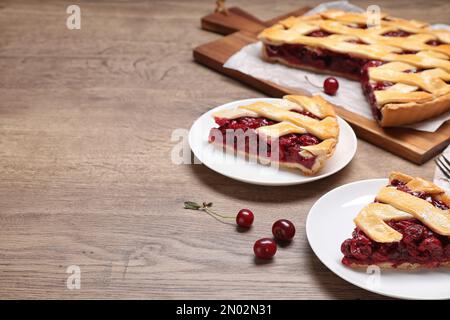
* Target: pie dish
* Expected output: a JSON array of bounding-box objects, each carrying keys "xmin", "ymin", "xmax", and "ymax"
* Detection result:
[
  {"xmin": 341, "ymin": 171, "xmax": 450, "ymax": 269},
  {"xmin": 208, "ymin": 94, "xmax": 339, "ymax": 175},
  {"xmin": 258, "ymin": 10, "xmax": 450, "ymax": 127}
]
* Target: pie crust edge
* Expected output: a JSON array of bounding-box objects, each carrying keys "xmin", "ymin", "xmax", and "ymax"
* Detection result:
[
  {"xmin": 379, "ymin": 93, "xmax": 450, "ymax": 126},
  {"xmin": 343, "ymin": 171, "xmax": 450, "ymax": 269}
]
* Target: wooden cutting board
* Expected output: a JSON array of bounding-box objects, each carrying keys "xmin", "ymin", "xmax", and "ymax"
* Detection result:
[{"xmin": 193, "ymin": 7, "xmax": 450, "ymax": 164}]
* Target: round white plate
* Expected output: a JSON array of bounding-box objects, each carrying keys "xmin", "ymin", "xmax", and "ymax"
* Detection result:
[
  {"xmin": 306, "ymin": 178, "xmax": 450, "ymax": 300},
  {"xmin": 188, "ymin": 98, "xmax": 357, "ymax": 186}
]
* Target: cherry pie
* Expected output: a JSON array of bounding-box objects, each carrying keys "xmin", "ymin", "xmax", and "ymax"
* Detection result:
[
  {"xmin": 341, "ymin": 172, "xmax": 450, "ymax": 269},
  {"xmin": 258, "ymin": 10, "xmax": 450, "ymax": 127},
  {"xmin": 208, "ymin": 95, "xmax": 339, "ymax": 175}
]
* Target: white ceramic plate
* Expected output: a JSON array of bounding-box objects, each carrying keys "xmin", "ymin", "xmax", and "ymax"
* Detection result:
[
  {"xmin": 188, "ymin": 98, "xmax": 357, "ymax": 186},
  {"xmin": 306, "ymin": 178, "xmax": 450, "ymax": 300}
]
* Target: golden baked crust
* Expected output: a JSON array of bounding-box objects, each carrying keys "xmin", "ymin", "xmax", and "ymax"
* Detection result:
[
  {"xmin": 354, "ymin": 173, "xmax": 450, "ymax": 241},
  {"xmin": 376, "ymin": 187, "xmax": 450, "ymax": 236},
  {"xmin": 354, "ymin": 203, "xmax": 412, "ymax": 243},
  {"xmin": 258, "ymin": 10, "xmax": 450, "ymax": 66},
  {"xmin": 379, "ymin": 96, "xmax": 450, "ymax": 127},
  {"xmin": 369, "ymin": 62, "xmax": 450, "ymax": 126},
  {"xmin": 210, "ymin": 95, "xmax": 339, "ymax": 175},
  {"xmin": 389, "ymin": 171, "xmax": 445, "ymax": 194},
  {"xmin": 389, "ymin": 171, "xmax": 414, "ymax": 183},
  {"xmin": 345, "ymin": 171, "xmax": 450, "ymax": 269},
  {"xmin": 258, "ymin": 10, "xmax": 450, "ymax": 127}
]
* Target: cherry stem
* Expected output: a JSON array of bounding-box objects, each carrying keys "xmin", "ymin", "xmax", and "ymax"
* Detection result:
[
  {"xmin": 304, "ymin": 75, "xmax": 322, "ymax": 89},
  {"xmin": 202, "ymin": 208, "xmax": 234, "ymax": 219},
  {"xmin": 184, "ymin": 201, "xmax": 235, "ymax": 219}
]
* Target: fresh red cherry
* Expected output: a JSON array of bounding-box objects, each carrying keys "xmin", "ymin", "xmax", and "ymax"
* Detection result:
[
  {"xmin": 236, "ymin": 209, "xmax": 254, "ymax": 228},
  {"xmin": 272, "ymin": 219, "xmax": 296, "ymax": 241},
  {"xmin": 253, "ymin": 238, "xmax": 277, "ymax": 259},
  {"xmin": 323, "ymin": 77, "xmax": 339, "ymax": 95}
]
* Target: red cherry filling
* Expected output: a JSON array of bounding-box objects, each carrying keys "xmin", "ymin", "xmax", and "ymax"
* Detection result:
[
  {"xmin": 389, "ymin": 179, "xmax": 450, "ymax": 210},
  {"xmin": 341, "ymin": 219, "xmax": 450, "ymax": 268},
  {"xmin": 342, "ymin": 179, "xmax": 450, "ymax": 268},
  {"xmin": 361, "ymin": 61, "xmax": 424, "ymax": 122},
  {"xmin": 291, "ymin": 109, "xmax": 321, "ymax": 120},
  {"xmin": 382, "ymin": 30, "xmax": 413, "ymax": 37},
  {"xmin": 362, "ymin": 60, "xmax": 384, "ymax": 71},
  {"xmin": 426, "ymin": 39, "xmax": 443, "ymax": 46},
  {"xmin": 265, "ymin": 44, "xmax": 370, "ymax": 80},
  {"xmin": 361, "ymin": 60, "xmax": 398, "ymax": 121},
  {"xmin": 346, "ymin": 39, "xmax": 367, "ymax": 44},
  {"xmin": 277, "ymin": 133, "xmax": 320, "ymax": 169},
  {"xmin": 398, "ymin": 50, "xmax": 419, "ymax": 55},
  {"xmin": 347, "ymin": 23, "xmax": 368, "ymax": 29},
  {"xmin": 264, "ymin": 34, "xmax": 435, "ymax": 125},
  {"xmin": 306, "ymin": 30, "xmax": 332, "ymax": 37},
  {"xmin": 213, "ymin": 116, "xmax": 276, "ymax": 130},
  {"xmin": 209, "ymin": 116, "xmax": 321, "ymax": 169}
]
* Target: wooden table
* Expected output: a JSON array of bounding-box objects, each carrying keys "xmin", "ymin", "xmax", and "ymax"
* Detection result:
[{"xmin": 0, "ymin": 0, "xmax": 448, "ymax": 300}]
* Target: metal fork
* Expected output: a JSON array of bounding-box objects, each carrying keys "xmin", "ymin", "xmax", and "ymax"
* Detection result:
[{"xmin": 434, "ymin": 153, "xmax": 450, "ymax": 179}]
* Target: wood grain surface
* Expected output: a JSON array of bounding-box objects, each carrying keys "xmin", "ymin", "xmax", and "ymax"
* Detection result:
[{"xmin": 0, "ymin": 0, "xmax": 448, "ymax": 300}]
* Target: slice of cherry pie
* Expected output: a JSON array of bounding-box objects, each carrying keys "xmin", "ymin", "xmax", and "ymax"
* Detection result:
[
  {"xmin": 208, "ymin": 95, "xmax": 339, "ymax": 175},
  {"xmin": 258, "ymin": 10, "xmax": 450, "ymax": 127},
  {"xmin": 341, "ymin": 172, "xmax": 450, "ymax": 269}
]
